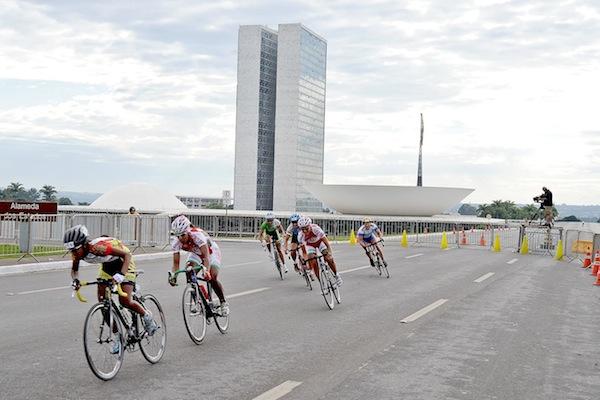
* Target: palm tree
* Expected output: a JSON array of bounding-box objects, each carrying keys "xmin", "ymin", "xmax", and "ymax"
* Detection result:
[{"xmin": 40, "ymin": 185, "xmax": 57, "ymax": 201}]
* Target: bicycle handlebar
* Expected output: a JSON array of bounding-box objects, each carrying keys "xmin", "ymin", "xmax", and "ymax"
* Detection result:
[
  {"xmin": 172, "ymin": 265, "xmax": 211, "ymax": 281},
  {"xmin": 72, "ymin": 279, "xmax": 127, "ymax": 303}
]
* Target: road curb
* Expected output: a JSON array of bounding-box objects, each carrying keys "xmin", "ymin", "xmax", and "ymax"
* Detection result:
[{"xmin": 0, "ymin": 252, "xmax": 173, "ymax": 277}]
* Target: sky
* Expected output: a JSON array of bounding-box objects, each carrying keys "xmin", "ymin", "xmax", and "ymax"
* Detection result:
[{"xmin": 1, "ymin": 0, "xmax": 599, "ymax": 205}]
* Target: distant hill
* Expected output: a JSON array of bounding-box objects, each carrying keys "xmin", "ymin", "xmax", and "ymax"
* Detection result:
[{"xmin": 57, "ymin": 191, "xmax": 102, "ymax": 205}]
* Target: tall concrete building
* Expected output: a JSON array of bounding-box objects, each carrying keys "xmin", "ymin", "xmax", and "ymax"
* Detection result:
[
  {"xmin": 234, "ymin": 23, "xmax": 326, "ymax": 212},
  {"xmin": 234, "ymin": 25, "xmax": 278, "ymax": 211}
]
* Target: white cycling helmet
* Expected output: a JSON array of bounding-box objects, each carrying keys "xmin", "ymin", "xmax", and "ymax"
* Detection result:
[
  {"xmin": 171, "ymin": 215, "xmax": 191, "ymax": 236},
  {"xmin": 265, "ymin": 212, "xmax": 275, "ymax": 220},
  {"xmin": 297, "ymin": 216, "xmax": 312, "ymax": 228}
]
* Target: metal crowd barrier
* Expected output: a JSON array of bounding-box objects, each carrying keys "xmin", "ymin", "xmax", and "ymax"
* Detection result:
[{"xmin": 0, "ymin": 213, "xmax": 173, "ymax": 261}]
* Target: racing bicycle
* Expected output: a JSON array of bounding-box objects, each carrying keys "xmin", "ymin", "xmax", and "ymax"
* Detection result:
[
  {"xmin": 262, "ymin": 240, "xmax": 285, "ymax": 280},
  {"xmin": 73, "ymin": 272, "xmax": 166, "ymax": 380},
  {"xmin": 365, "ymin": 239, "xmax": 390, "ymax": 278},
  {"xmin": 172, "ymin": 264, "xmax": 229, "ymax": 344},
  {"xmin": 303, "ymin": 254, "xmax": 341, "ymax": 310}
]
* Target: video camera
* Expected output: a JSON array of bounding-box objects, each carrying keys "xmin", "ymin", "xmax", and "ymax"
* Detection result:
[{"xmin": 533, "ymin": 196, "xmax": 542, "ymax": 203}]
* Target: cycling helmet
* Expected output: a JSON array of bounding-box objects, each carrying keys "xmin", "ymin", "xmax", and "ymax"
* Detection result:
[
  {"xmin": 297, "ymin": 216, "xmax": 312, "ymax": 228},
  {"xmin": 363, "ymin": 217, "xmax": 373, "ymax": 224},
  {"xmin": 171, "ymin": 215, "xmax": 191, "ymax": 236},
  {"xmin": 289, "ymin": 213, "xmax": 300, "ymax": 223},
  {"xmin": 265, "ymin": 212, "xmax": 275, "ymax": 220},
  {"xmin": 63, "ymin": 225, "xmax": 89, "ymax": 250}
]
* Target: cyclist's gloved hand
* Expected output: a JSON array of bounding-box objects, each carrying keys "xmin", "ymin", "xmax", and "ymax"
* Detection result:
[
  {"xmin": 71, "ymin": 279, "xmax": 80, "ymax": 291},
  {"xmin": 168, "ymin": 271, "xmax": 178, "ymax": 287},
  {"xmin": 202, "ymin": 267, "xmax": 212, "ymax": 281},
  {"xmin": 113, "ymin": 273, "xmax": 125, "ymax": 284}
]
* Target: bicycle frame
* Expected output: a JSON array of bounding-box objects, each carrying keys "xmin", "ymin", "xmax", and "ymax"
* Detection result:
[{"xmin": 175, "ymin": 265, "xmax": 220, "ymax": 318}]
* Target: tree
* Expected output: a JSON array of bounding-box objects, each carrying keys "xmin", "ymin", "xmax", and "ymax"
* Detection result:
[
  {"xmin": 458, "ymin": 204, "xmax": 477, "ymax": 215},
  {"xmin": 477, "ymin": 200, "xmax": 522, "ymax": 219},
  {"xmin": 58, "ymin": 197, "xmax": 73, "ymax": 205},
  {"xmin": 40, "ymin": 185, "xmax": 57, "ymax": 201},
  {"xmin": 558, "ymin": 215, "xmax": 580, "ymax": 222}
]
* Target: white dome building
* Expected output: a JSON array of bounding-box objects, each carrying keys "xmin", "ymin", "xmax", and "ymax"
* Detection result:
[{"xmin": 89, "ymin": 183, "xmax": 187, "ymax": 212}]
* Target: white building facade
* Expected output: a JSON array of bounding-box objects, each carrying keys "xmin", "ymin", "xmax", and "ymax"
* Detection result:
[
  {"xmin": 234, "ymin": 23, "xmax": 326, "ymax": 212},
  {"xmin": 273, "ymin": 24, "xmax": 326, "ymax": 212},
  {"xmin": 234, "ymin": 25, "xmax": 278, "ymax": 211}
]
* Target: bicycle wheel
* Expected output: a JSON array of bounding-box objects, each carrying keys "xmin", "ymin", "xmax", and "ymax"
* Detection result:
[
  {"xmin": 212, "ymin": 297, "xmax": 230, "ymax": 334},
  {"xmin": 329, "ymin": 270, "xmax": 341, "ymax": 304},
  {"xmin": 319, "ymin": 263, "xmax": 334, "ymax": 310},
  {"xmin": 303, "ymin": 268, "xmax": 312, "ymax": 290},
  {"xmin": 181, "ymin": 284, "xmax": 207, "ymax": 344},
  {"xmin": 139, "ymin": 294, "xmax": 167, "ymax": 363},
  {"xmin": 378, "ymin": 253, "xmax": 390, "ymax": 278},
  {"xmin": 275, "ymin": 254, "xmax": 284, "ymax": 280},
  {"xmin": 374, "ymin": 253, "xmax": 382, "ymax": 276},
  {"xmin": 83, "ymin": 302, "xmax": 124, "ymax": 381}
]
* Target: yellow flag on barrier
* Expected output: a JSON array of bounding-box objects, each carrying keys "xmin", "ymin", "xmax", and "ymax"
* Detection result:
[
  {"xmin": 401, "ymin": 230, "xmax": 408, "ymax": 247},
  {"xmin": 349, "ymin": 229, "xmax": 357, "ymax": 245},
  {"xmin": 440, "ymin": 232, "xmax": 448, "ymax": 250},
  {"xmin": 519, "ymin": 236, "xmax": 529, "ymax": 255},
  {"xmin": 493, "ymin": 234, "xmax": 501, "ymax": 252},
  {"xmin": 555, "ymin": 239, "xmax": 564, "ymax": 261}
]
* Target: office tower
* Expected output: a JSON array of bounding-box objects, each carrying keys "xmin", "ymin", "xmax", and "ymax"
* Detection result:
[{"xmin": 234, "ymin": 24, "xmax": 326, "ymax": 212}]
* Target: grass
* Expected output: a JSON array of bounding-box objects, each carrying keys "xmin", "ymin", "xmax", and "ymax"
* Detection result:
[{"xmin": 0, "ymin": 243, "xmax": 65, "ymax": 259}]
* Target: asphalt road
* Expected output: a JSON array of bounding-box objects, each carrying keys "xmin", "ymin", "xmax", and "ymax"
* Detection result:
[{"xmin": 1, "ymin": 241, "xmax": 599, "ymax": 400}]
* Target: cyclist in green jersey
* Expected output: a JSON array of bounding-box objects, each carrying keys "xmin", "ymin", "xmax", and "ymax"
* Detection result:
[{"xmin": 258, "ymin": 212, "xmax": 288, "ymax": 273}]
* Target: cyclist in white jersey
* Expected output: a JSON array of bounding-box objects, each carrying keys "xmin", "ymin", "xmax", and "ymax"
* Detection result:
[{"xmin": 357, "ymin": 217, "xmax": 387, "ymax": 268}]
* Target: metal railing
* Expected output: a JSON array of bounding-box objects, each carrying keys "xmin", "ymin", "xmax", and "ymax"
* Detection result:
[{"xmin": 0, "ymin": 214, "xmax": 172, "ymax": 261}]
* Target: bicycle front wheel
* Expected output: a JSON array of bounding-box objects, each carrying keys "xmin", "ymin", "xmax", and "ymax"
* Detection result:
[
  {"xmin": 275, "ymin": 256, "xmax": 284, "ymax": 280},
  {"xmin": 139, "ymin": 294, "xmax": 167, "ymax": 363},
  {"xmin": 83, "ymin": 302, "xmax": 124, "ymax": 381},
  {"xmin": 304, "ymin": 268, "xmax": 312, "ymax": 290},
  {"xmin": 182, "ymin": 284, "xmax": 207, "ymax": 344},
  {"xmin": 329, "ymin": 271, "xmax": 341, "ymax": 304},
  {"xmin": 378, "ymin": 254, "xmax": 390, "ymax": 278},
  {"xmin": 319, "ymin": 266, "xmax": 334, "ymax": 310}
]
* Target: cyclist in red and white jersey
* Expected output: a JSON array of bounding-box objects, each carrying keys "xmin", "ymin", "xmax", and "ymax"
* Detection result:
[
  {"xmin": 297, "ymin": 216, "xmax": 343, "ymax": 287},
  {"xmin": 168, "ymin": 215, "xmax": 229, "ymax": 316}
]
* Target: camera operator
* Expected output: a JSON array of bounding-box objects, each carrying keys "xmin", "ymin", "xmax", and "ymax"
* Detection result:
[{"xmin": 533, "ymin": 187, "xmax": 553, "ymax": 227}]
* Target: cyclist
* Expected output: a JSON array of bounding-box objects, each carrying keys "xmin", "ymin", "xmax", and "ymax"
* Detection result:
[
  {"xmin": 64, "ymin": 225, "xmax": 158, "ymax": 352},
  {"xmin": 297, "ymin": 216, "xmax": 343, "ymax": 287},
  {"xmin": 168, "ymin": 215, "xmax": 229, "ymax": 316},
  {"xmin": 258, "ymin": 212, "xmax": 287, "ymax": 273},
  {"xmin": 284, "ymin": 213, "xmax": 306, "ymax": 275},
  {"xmin": 357, "ymin": 217, "xmax": 388, "ymax": 268}
]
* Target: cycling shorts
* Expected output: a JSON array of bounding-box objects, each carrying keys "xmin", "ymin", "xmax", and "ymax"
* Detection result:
[
  {"xmin": 187, "ymin": 251, "xmax": 222, "ymax": 270},
  {"xmin": 97, "ymin": 258, "xmax": 136, "ymax": 283}
]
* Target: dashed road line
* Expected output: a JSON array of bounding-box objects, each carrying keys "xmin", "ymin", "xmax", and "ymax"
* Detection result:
[
  {"xmin": 339, "ymin": 265, "xmax": 370, "ymax": 274},
  {"xmin": 229, "ymin": 287, "xmax": 270, "ymax": 299},
  {"xmin": 507, "ymin": 258, "xmax": 518, "ymax": 265},
  {"xmin": 13, "ymin": 285, "xmax": 71, "ymax": 295},
  {"xmin": 225, "ymin": 260, "xmax": 263, "ymax": 268},
  {"xmin": 474, "ymin": 272, "xmax": 495, "ymax": 283},
  {"xmin": 252, "ymin": 381, "xmax": 302, "ymax": 400},
  {"xmin": 405, "ymin": 253, "xmax": 424, "ymax": 259},
  {"xmin": 401, "ymin": 299, "xmax": 448, "ymax": 323}
]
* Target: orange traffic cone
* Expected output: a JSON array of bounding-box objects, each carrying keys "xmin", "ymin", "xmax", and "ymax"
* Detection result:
[
  {"xmin": 582, "ymin": 252, "xmax": 592, "ymax": 268},
  {"xmin": 460, "ymin": 230, "xmax": 467, "ymax": 245},
  {"xmin": 594, "ymin": 268, "xmax": 600, "ymax": 286},
  {"xmin": 591, "ymin": 252, "xmax": 600, "ymax": 276},
  {"xmin": 479, "ymin": 231, "xmax": 486, "ymax": 246}
]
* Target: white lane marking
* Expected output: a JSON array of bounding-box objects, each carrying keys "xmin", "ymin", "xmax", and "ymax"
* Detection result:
[
  {"xmin": 339, "ymin": 265, "xmax": 370, "ymax": 275},
  {"xmin": 405, "ymin": 253, "xmax": 424, "ymax": 259},
  {"xmin": 252, "ymin": 381, "xmax": 302, "ymax": 400},
  {"xmin": 506, "ymin": 258, "xmax": 518, "ymax": 265},
  {"xmin": 228, "ymin": 287, "xmax": 270, "ymax": 299},
  {"xmin": 225, "ymin": 260, "xmax": 263, "ymax": 268},
  {"xmin": 401, "ymin": 299, "xmax": 448, "ymax": 323},
  {"xmin": 15, "ymin": 285, "xmax": 71, "ymax": 295},
  {"xmin": 474, "ymin": 272, "xmax": 495, "ymax": 283}
]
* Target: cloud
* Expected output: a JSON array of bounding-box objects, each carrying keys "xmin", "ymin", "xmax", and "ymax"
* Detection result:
[{"xmin": 1, "ymin": 0, "xmax": 600, "ymax": 203}]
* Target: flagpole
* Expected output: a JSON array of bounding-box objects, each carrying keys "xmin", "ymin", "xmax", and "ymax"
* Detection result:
[{"xmin": 417, "ymin": 113, "xmax": 424, "ymax": 187}]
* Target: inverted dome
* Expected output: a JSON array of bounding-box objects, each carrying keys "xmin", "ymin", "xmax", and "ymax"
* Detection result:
[
  {"xmin": 305, "ymin": 184, "xmax": 474, "ymax": 216},
  {"xmin": 90, "ymin": 183, "xmax": 187, "ymax": 212}
]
